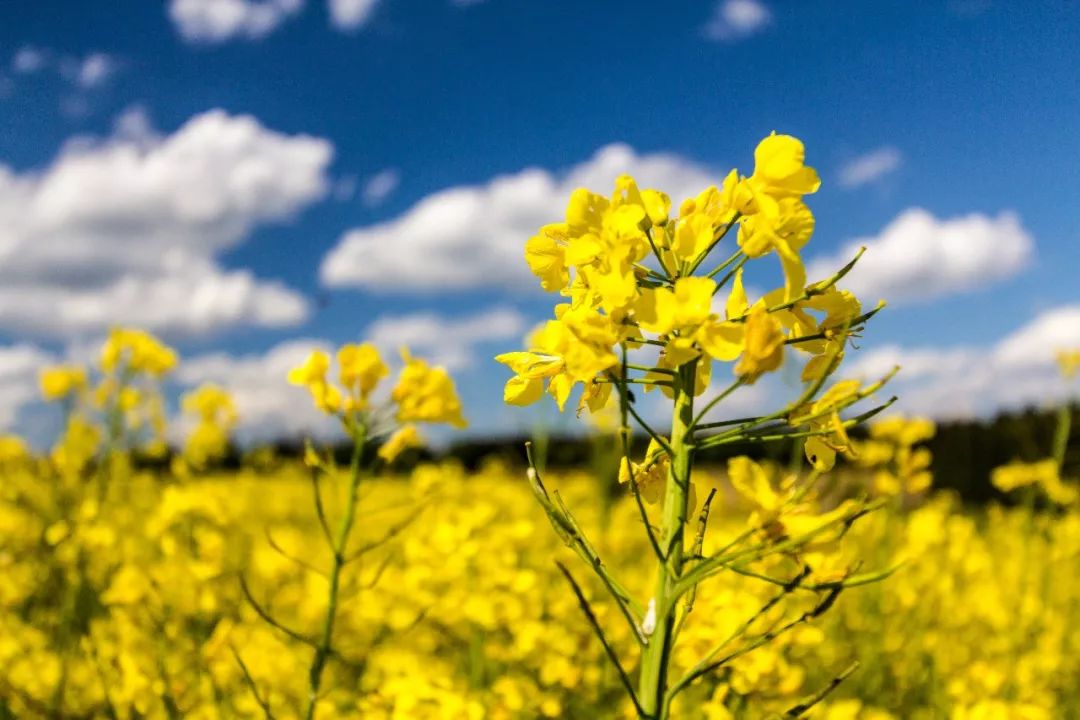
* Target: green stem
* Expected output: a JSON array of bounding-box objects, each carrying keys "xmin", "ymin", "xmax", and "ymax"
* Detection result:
[
  {"xmin": 304, "ymin": 425, "xmax": 366, "ymax": 720},
  {"xmin": 1052, "ymin": 404, "xmax": 1071, "ymax": 470},
  {"xmin": 637, "ymin": 360, "xmax": 696, "ymax": 718}
]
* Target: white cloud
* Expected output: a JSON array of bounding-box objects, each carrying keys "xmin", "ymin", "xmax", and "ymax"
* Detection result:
[
  {"xmin": 328, "ymin": 0, "xmax": 379, "ymax": 30},
  {"xmin": 12, "ymin": 46, "xmax": 48, "ymax": 74},
  {"xmin": 0, "ymin": 108, "xmax": 333, "ymax": 337},
  {"xmin": 806, "ymin": 208, "xmax": 1034, "ymax": 304},
  {"xmin": 365, "ymin": 306, "xmax": 526, "ymax": 370},
  {"xmin": 321, "ymin": 143, "xmax": 716, "ymax": 291},
  {"xmin": 361, "ymin": 168, "xmax": 400, "ymax": 207},
  {"xmin": 0, "ymin": 344, "xmax": 55, "ymax": 431},
  {"xmin": 838, "ymin": 146, "xmax": 902, "ymax": 188},
  {"xmin": 169, "ymin": 0, "xmax": 305, "ymax": 43},
  {"xmin": 703, "ymin": 0, "xmax": 772, "ymax": 42},
  {"xmin": 9, "ymin": 48, "xmax": 119, "ymax": 90},
  {"xmin": 992, "ymin": 305, "xmax": 1080, "ymax": 370},
  {"xmin": 61, "ymin": 53, "xmax": 116, "ymax": 89},
  {"xmin": 843, "ymin": 305, "xmax": 1080, "ymax": 418},
  {"xmin": 178, "ymin": 338, "xmax": 338, "ymax": 442}
]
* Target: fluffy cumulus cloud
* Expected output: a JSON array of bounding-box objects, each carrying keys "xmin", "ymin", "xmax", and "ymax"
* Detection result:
[
  {"xmin": 328, "ymin": 0, "xmax": 380, "ymax": 30},
  {"xmin": 0, "ymin": 344, "xmax": 55, "ymax": 431},
  {"xmin": 365, "ymin": 306, "xmax": 526, "ymax": 370},
  {"xmin": 843, "ymin": 305, "xmax": 1080, "ymax": 418},
  {"xmin": 806, "ymin": 208, "xmax": 1034, "ymax": 304},
  {"xmin": 320, "ymin": 143, "xmax": 717, "ymax": 292},
  {"xmin": 703, "ymin": 0, "xmax": 772, "ymax": 41},
  {"xmin": 169, "ymin": 0, "xmax": 305, "ymax": 43},
  {"xmin": 838, "ymin": 146, "xmax": 902, "ymax": 188},
  {"xmin": 0, "ymin": 109, "xmax": 332, "ymax": 337}
]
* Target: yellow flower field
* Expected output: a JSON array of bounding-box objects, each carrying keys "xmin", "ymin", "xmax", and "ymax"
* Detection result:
[
  {"xmin": 2, "ymin": 132, "xmax": 1077, "ymax": 720},
  {"xmin": 1, "ymin": 456, "xmax": 1078, "ymax": 719}
]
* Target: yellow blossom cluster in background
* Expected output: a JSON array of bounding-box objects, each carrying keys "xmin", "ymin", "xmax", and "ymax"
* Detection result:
[{"xmin": 2, "ymin": 449, "xmax": 1079, "ymax": 718}]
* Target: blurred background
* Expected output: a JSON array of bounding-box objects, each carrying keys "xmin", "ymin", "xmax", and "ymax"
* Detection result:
[{"xmin": 1, "ymin": 0, "xmax": 1078, "ymax": 498}]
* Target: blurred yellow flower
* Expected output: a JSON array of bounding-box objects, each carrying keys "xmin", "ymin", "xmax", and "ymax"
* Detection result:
[
  {"xmin": 378, "ymin": 424, "xmax": 423, "ymax": 464},
  {"xmin": 338, "ymin": 342, "xmax": 389, "ymax": 398},
  {"xmin": 393, "ymin": 350, "xmax": 467, "ymax": 428},
  {"xmin": 39, "ymin": 365, "xmax": 88, "ymax": 401},
  {"xmin": 1057, "ymin": 349, "xmax": 1080, "ymax": 379},
  {"xmin": 100, "ymin": 328, "xmax": 177, "ymax": 377}
]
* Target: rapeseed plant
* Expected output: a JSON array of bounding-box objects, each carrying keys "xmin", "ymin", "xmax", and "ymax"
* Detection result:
[
  {"xmin": 497, "ymin": 133, "xmax": 897, "ymax": 718},
  {"xmin": 248, "ymin": 342, "xmax": 468, "ymax": 718}
]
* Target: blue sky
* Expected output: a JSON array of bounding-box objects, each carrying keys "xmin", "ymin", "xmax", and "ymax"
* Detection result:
[{"xmin": 1, "ymin": 0, "xmax": 1078, "ymax": 443}]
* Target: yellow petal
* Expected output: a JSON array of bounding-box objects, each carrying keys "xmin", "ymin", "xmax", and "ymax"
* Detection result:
[
  {"xmin": 725, "ymin": 268, "xmax": 749, "ymax": 320},
  {"xmin": 697, "ymin": 321, "xmax": 745, "ymax": 362},
  {"xmin": 504, "ymin": 375, "xmax": 544, "ymax": 406},
  {"xmin": 804, "ymin": 436, "xmax": 836, "ymax": 472}
]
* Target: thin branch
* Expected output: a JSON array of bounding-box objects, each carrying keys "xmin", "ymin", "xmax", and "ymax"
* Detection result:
[
  {"xmin": 673, "ymin": 498, "xmax": 887, "ymax": 598},
  {"xmin": 697, "ymin": 396, "xmax": 898, "ymax": 450},
  {"xmin": 694, "ymin": 222, "xmax": 742, "ymax": 277},
  {"xmin": 693, "ymin": 415, "xmax": 767, "ymax": 432},
  {"xmin": 784, "ymin": 661, "xmax": 860, "ymax": 717},
  {"xmin": 361, "ymin": 553, "xmax": 395, "ymax": 590},
  {"xmin": 265, "ymin": 529, "xmax": 327, "ymax": 578},
  {"xmin": 626, "ymin": 364, "xmax": 677, "ymax": 376},
  {"xmin": 730, "ymin": 247, "xmax": 868, "ymax": 322},
  {"xmin": 597, "ymin": 377, "xmax": 673, "ymax": 388},
  {"xmin": 231, "ymin": 645, "xmax": 275, "ymax": 720},
  {"xmin": 309, "ymin": 468, "xmax": 333, "ymax": 546},
  {"xmin": 619, "ymin": 346, "xmax": 666, "ymax": 564},
  {"xmin": 524, "ymin": 444, "xmax": 648, "ymax": 644},
  {"xmin": 783, "ymin": 305, "xmax": 885, "ymax": 346},
  {"xmin": 556, "ymin": 562, "xmax": 646, "ymax": 719},
  {"xmin": 239, "ymin": 575, "xmax": 318, "ymax": 648},
  {"xmin": 688, "ymin": 378, "xmax": 746, "ymax": 433},
  {"xmin": 626, "ymin": 401, "xmax": 675, "ymax": 458},
  {"xmin": 666, "ymin": 568, "xmax": 816, "ymax": 707},
  {"xmin": 709, "ymin": 254, "xmax": 750, "ymax": 295},
  {"xmin": 673, "ymin": 488, "xmax": 717, "ymax": 640},
  {"xmin": 344, "ymin": 504, "xmax": 426, "ymax": 563},
  {"xmin": 645, "ymin": 227, "xmax": 675, "ymax": 280}
]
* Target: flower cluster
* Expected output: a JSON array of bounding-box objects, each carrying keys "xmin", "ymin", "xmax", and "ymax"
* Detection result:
[
  {"xmin": 500, "ymin": 133, "xmax": 873, "ymax": 418},
  {"xmin": 852, "ymin": 415, "xmax": 936, "ymax": 496},
  {"xmin": 287, "ymin": 343, "xmax": 466, "ymax": 462},
  {"xmin": 991, "ymin": 459, "xmax": 1077, "ymax": 506},
  {"xmin": 177, "ymin": 384, "xmax": 239, "ymax": 472},
  {"xmin": 39, "ymin": 327, "xmax": 179, "ymax": 478}
]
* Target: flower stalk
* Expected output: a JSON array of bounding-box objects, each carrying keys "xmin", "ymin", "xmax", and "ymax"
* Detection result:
[
  {"xmin": 637, "ymin": 359, "xmax": 696, "ymax": 717},
  {"xmin": 305, "ymin": 422, "xmax": 366, "ymax": 720}
]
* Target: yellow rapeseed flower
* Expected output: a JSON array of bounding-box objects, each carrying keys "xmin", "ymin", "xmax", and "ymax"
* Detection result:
[
  {"xmin": 100, "ymin": 328, "xmax": 177, "ymax": 376},
  {"xmin": 734, "ymin": 306, "xmax": 785, "ymax": 381},
  {"xmin": 1056, "ymin": 349, "xmax": 1080, "ymax": 379},
  {"xmin": 39, "ymin": 365, "xmax": 88, "ymax": 401},
  {"xmin": 392, "ymin": 350, "xmax": 467, "ymax": 428},
  {"xmin": 378, "ymin": 424, "xmax": 423, "ymax": 464},
  {"xmin": 337, "ymin": 343, "xmax": 389, "ymax": 399}
]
